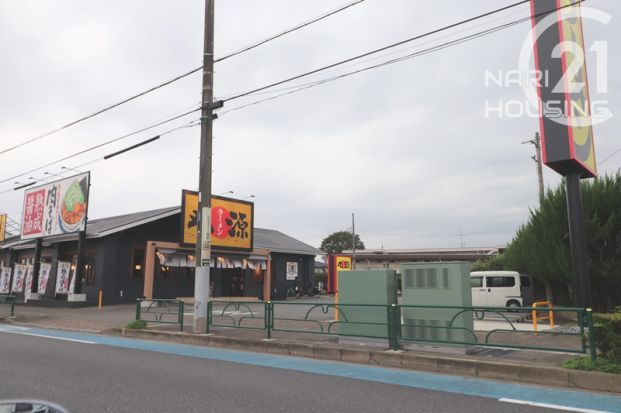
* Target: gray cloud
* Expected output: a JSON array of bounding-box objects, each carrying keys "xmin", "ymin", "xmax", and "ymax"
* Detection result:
[{"xmin": 0, "ymin": 0, "xmax": 619, "ymax": 251}]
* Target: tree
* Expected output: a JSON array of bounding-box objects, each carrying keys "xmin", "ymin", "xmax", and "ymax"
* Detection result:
[
  {"xmin": 502, "ymin": 173, "xmax": 621, "ymax": 311},
  {"xmin": 320, "ymin": 231, "xmax": 365, "ymax": 254}
]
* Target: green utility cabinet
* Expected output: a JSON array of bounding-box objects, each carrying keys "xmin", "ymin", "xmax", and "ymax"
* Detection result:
[
  {"xmin": 337, "ymin": 270, "xmax": 397, "ymax": 339},
  {"xmin": 400, "ymin": 262, "xmax": 474, "ymax": 348}
]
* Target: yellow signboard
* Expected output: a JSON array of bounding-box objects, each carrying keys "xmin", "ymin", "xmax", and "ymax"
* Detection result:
[
  {"xmin": 181, "ymin": 190, "xmax": 254, "ymax": 251},
  {"xmin": 0, "ymin": 214, "xmax": 6, "ymax": 242},
  {"xmin": 335, "ymin": 256, "xmax": 352, "ymax": 272}
]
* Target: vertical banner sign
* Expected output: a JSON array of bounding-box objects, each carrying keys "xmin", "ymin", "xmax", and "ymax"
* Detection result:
[
  {"xmin": 11, "ymin": 264, "xmax": 26, "ymax": 293},
  {"xmin": 286, "ymin": 262, "xmax": 299, "ymax": 281},
  {"xmin": 55, "ymin": 261, "xmax": 71, "ymax": 294},
  {"xmin": 180, "ymin": 190, "xmax": 254, "ymax": 251},
  {"xmin": 201, "ymin": 207, "xmax": 211, "ymax": 266},
  {"xmin": 69, "ymin": 264, "xmax": 77, "ymax": 294},
  {"xmin": 0, "ymin": 214, "xmax": 6, "ymax": 242},
  {"xmin": 530, "ymin": 0, "xmax": 596, "ymax": 177},
  {"xmin": 38, "ymin": 263, "xmax": 52, "ymax": 295},
  {"xmin": 25, "ymin": 265, "xmax": 34, "ymax": 293},
  {"xmin": 21, "ymin": 173, "xmax": 90, "ymax": 240},
  {"xmin": 0, "ymin": 267, "xmax": 11, "ymax": 294}
]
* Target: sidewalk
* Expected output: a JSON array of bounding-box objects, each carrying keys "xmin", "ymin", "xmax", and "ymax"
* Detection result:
[
  {"xmin": 5, "ymin": 301, "xmax": 621, "ymax": 393},
  {"xmin": 9, "ymin": 303, "xmax": 135, "ymax": 332},
  {"xmin": 8, "ymin": 302, "xmax": 570, "ymax": 367}
]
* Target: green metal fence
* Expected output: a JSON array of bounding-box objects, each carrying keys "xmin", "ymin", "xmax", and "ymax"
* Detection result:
[
  {"xmin": 135, "ymin": 299, "xmax": 184, "ymax": 331},
  {"xmin": 395, "ymin": 304, "xmax": 594, "ymax": 361},
  {"xmin": 205, "ymin": 301, "xmax": 597, "ymax": 361},
  {"xmin": 0, "ymin": 295, "xmax": 16, "ymax": 318},
  {"xmin": 206, "ymin": 301, "xmax": 267, "ymax": 335}
]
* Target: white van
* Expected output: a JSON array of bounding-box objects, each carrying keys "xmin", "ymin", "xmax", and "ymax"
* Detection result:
[{"xmin": 470, "ymin": 271, "xmax": 533, "ymax": 308}]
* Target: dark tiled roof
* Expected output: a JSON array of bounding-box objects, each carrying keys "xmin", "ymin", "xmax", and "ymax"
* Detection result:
[
  {"xmin": 254, "ymin": 228, "xmax": 322, "ymax": 256},
  {"xmin": 2, "ymin": 206, "xmax": 321, "ymax": 256},
  {"xmin": 86, "ymin": 206, "xmax": 179, "ymax": 237}
]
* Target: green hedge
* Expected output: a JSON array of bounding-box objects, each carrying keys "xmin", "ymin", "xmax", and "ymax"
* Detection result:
[{"xmin": 593, "ymin": 309, "xmax": 621, "ymax": 363}]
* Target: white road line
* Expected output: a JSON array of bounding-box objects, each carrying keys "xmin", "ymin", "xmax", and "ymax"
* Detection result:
[
  {"xmin": 0, "ymin": 330, "xmax": 96, "ymax": 344},
  {"xmin": 499, "ymin": 398, "xmax": 612, "ymax": 413}
]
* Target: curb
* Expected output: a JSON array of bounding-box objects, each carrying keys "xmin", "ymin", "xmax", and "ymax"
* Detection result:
[
  {"xmin": 119, "ymin": 328, "xmax": 621, "ymax": 394},
  {"xmin": 7, "ymin": 320, "xmax": 102, "ymax": 334}
]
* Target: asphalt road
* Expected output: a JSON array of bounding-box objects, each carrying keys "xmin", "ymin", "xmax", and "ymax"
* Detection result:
[{"xmin": 0, "ymin": 326, "xmax": 619, "ymax": 413}]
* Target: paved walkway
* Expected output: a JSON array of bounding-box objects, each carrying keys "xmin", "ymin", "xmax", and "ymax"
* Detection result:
[{"xmin": 2, "ymin": 299, "xmax": 581, "ymax": 370}]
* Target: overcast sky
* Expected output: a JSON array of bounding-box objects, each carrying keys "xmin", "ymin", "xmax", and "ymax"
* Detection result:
[{"xmin": 0, "ymin": 0, "xmax": 619, "ymax": 250}]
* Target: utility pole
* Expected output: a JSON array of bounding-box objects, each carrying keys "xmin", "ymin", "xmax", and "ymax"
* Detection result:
[
  {"xmin": 194, "ymin": 0, "xmax": 216, "ymax": 334},
  {"xmin": 522, "ymin": 132, "xmax": 545, "ymax": 202},
  {"xmin": 351, "ymin": 213, "xmax": 356, "ymax": 270},
  {"xmin": 458, "ymin": 229, "xmax": 464, "ymax": 248}
]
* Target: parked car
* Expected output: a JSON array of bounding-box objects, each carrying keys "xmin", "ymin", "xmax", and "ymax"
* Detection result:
[{"xmin": 470, "ymin": 271, "xmax": 533, "ymax": 308}]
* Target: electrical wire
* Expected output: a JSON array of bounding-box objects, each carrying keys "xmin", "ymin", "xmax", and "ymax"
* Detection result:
[
  {"xmin": 0, "ymin": 108, "xmax": 201, "ymax": 186},
  {"xmin": 219, "ymin": 0, "xmax": 583, "ymax": 115},
  {"xmin": 219, "ymin": 15, "xmax": 530, "ymax": 115},
  {"xmin": 0, "ymin": 0, "xmax": 366, "ymax": 157},
  {"xmin": 1, "ymin": 0, "xmax": 583, "ymax": 190},
  {"xmin": 0, "ymin": 119, "xmax": 201, "ymax": 195},
  {"xmin": 215, "ymin": 0, "xmax": 365, "ymax": 63},
  {"xmin": 222, "ymin": 0, "xmax": 532, "ymax": 102}
]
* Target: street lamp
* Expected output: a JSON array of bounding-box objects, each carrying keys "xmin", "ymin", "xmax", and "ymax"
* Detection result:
[
  {"xmin": 44, "ymin": 171, "xmax": 65, "ymax": 179},
  {"xmin": 218, "ymin": 190, "xmax": 233, "ymax": 196},
  {"xmin": 242, "ymin": 194, "xmax": 255, "ymax": 200},
  {"xmin": 61, "ymin": 166, "xmax": 83, "ymax": 174}
]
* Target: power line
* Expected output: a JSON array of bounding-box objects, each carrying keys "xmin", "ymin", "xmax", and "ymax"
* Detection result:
[
  {"xmin": 599, "ymin": 147, "xmax": 621, "ymax": 165},
  {"xmin": 0, "ymin": 0, "xmax": 581, "ymax": 191},
  {"xmin": 0, "ymin": 108, "xmax": 201, "ymax": 186},
  {"xmin": 0, "ymin": 0, "xmax": 366, "ymax": 157},
  {"xmin": 220, "ymin": 14, "xmax": 529, "ymax": 115},
  {"xmin": 222, "ymin": 0, "xmax": 532, "ymax": 102},
  {"xmin": 238, "ymin": 5, "xmax": 528, "ymax": 99},
  {"xmin": 220, "ymin": 0, "xmax": 582, "ymax": 115},
  {"xmin": 0, "ymin": 119, "xmax": 201, "ymax": 196},
  {"xmin": 216, "ymin": 0, "xmax": 365, "ymax": 63}
]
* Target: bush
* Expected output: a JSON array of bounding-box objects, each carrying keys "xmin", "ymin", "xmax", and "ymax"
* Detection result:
[
  {"xmin": 127, "ymin": 320, "xmax": 147, "ymax": 329},
  {"xmin": 593, "ymin": 310, "xmax": 621, "ymax": 363},
  {"xmin": 563, "ymin": 356, "xmax": 621, "ymax": 374}
]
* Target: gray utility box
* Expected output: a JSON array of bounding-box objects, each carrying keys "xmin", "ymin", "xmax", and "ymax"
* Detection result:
[
  {"xmin": 337, "ymin": 270, "xmax": 397, "ymax": 339},
  {"xmin": 400, "ymin": 262, "xmax": 474, "ymax": 349}
]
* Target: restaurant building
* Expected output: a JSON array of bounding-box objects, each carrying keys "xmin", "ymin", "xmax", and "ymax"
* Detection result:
[{"xmin": 0, "ymin": 206, "xmax": 321, "ymax": 305}]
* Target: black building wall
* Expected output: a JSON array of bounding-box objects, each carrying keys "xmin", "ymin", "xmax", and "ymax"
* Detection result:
[
  {"xmin": 99, "ymin": 214, "xmax": 181, "ymax": 304},
  {"xmin": 270, "ymin": 252, "xmax": 315, "ymax": 300}
]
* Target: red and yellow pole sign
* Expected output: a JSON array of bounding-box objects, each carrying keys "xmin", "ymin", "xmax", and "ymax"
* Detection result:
[{"xmin": 530, "ymin": 0, "xmax": 596, "ymax": 178}]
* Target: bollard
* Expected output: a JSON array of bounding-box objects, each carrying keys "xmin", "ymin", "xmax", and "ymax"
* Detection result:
[
  {"xmin": 98, "ymin": 290, "xmax": 103, "ymax": 310},
  {"xmin": 179, "ymin": 300, "xmax": 184, "ymax": 332},
  {"xmin": 135, "ymin": 299, "xmax": 141, "ymax": 321},
  {"xmin": 586, "ymin": 308, "xmax": 597, "ymax": 363}
]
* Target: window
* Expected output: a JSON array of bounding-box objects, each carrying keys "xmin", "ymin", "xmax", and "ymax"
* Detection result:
[
  {"xmin": 132, "ymin": 248, "xmax": 145, "ymax": 279},
  {"xmin": 487, "ymin": 276, "xmax": 515, "ymax": 288},
  {"xmin": 84, "ymin": 256, "xmax": 96, "ymax": 285},
  {"xmin": 470, "ymin": 277, "xmax": 483, "ymax": 288},
  {"xmin": 520, "ymin": 275, "xmax": 531, "ymax": 287}
]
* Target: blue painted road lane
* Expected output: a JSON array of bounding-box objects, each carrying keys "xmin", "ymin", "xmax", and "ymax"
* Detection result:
[{"xmin": 1, "ymin": 324, "xmax": 619, "ymax": 413}]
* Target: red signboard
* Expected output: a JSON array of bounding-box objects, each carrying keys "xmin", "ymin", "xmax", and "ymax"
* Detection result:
[{"xmin": 22, "ymin": 189, "xmax": 46, "ymax": 237}]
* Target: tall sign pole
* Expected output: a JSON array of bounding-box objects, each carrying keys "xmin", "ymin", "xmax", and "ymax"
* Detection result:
[
  {"xmin": 530, "ymin": 0, "xmax": 596, "ymax": 308},
  {"xmin": 351, "ymin": 213, "xmax": 356, "ymax": 270},
  {"xmin": 194, "ymin": 0, "xmax": 215, "ymax": 333}
]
